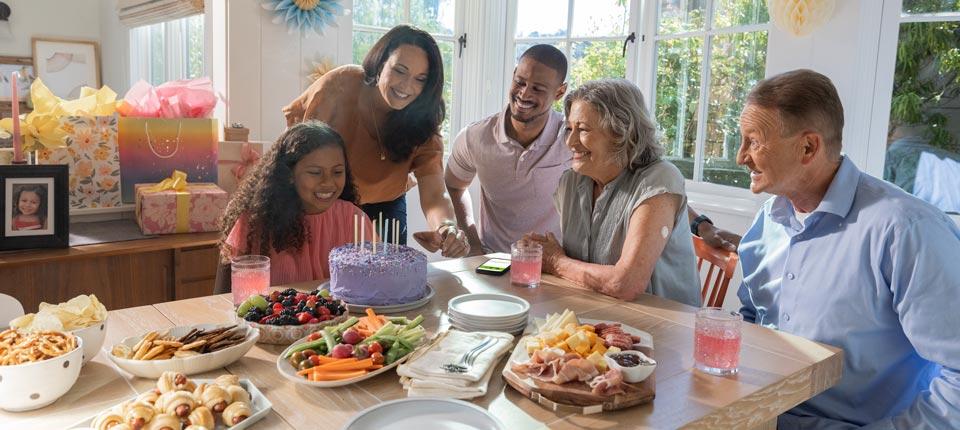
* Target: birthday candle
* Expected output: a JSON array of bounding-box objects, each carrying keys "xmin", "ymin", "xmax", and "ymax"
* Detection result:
[
  {"xmin": 384, "ymin": 220, "xmax": 389, "ymax": 253},
  {"xmin": 354, "ymin": 213, "xmax": 358, "ymax": 248},
  {"xmin": 10, "ymin": 71, "xmax": 22, "ymax": 163},
  {"xmin": 394, "ymin": 219, "xmax": 399, "ymax": 250},
  {"xmin": 361, "ymin": 217, "xmax": 365, "ymax": 251}
]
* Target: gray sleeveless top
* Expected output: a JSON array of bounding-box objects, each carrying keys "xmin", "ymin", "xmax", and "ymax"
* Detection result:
[{"xmin": 553, "ymin": 160, "xmax": 701, "ymax": 306}]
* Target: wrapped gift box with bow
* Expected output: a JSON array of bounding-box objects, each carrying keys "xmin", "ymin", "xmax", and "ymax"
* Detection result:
[
  {"xmin": 217, "ymin": 140, "xmax": 262, "ymax": 195},
  {"xmin": 135, "ymin": 170, "xmax": 228, "ymax": 235}
]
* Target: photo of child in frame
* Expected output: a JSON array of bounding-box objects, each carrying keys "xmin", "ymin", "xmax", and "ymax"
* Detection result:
[{"xmin": 4, "ymin": 177, "xmax": 54, "ymax": 237}]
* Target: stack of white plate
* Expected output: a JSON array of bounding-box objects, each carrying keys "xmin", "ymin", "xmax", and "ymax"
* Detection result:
[{"xmin": 447, "ymin": 293, "xmax": 530, "ymax": 334}]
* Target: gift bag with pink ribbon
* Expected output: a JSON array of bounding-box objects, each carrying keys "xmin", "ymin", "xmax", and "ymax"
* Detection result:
[
  {"xmin": 217, "ymin": 141, "xmax": 263, "ymax": 195},
  {"xmin": 117, "ymin": 78, "xmax": 219, "ymax": 203}
]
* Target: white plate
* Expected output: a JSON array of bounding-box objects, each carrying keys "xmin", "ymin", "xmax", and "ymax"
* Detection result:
[
  {"xmin": 342, "ymin": 397, "xmax": 505, "ymax": 430},
  {"xmin": 448, "ymin": 316, "xmax": 528, "ymax": 332},
  {"xmin": 448, "ymin": 293, "xmax": 530, "ymax": 320},
  {"xmin": 107, "ymin": 324, "xmax": 259, "ymax": 378},
  {"xmin": 276, "ymin": 330, "xmax": 430, "ymax": 388},
  {"xmin": 448, "ymin": 310, "xmax": 528, "ymax": 325},
  {"xmin": 71, "ymin": 379, "xmax": 271, "ymax": 430},
  {"xmin": 319, "ymin": 281, "xmax": 436, "ymax": 314}
]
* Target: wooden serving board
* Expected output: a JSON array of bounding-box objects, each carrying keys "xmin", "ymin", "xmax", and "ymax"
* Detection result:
[{"xmin": 502, "ymin": 321, "xmax": 655, "ymax": 414}]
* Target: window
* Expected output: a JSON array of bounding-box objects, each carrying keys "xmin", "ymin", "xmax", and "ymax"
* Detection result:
[
  {"xmin": 647, "ymin": 0, "xmax": 768, "ymax": 188},
  {"xmin": 509, "ymin": 0, "xmax": 633, "ymax": 109},
  {"xmin": 352, "ymin": 0, "xmax": 458, "ymax": 143},
  {"xmin": 129, "ymin": 14, "xmax": 205, "ymax": 86},
  {"xmin": 881, "ymin": 0, "xmax": 960, "ymax": 213}
]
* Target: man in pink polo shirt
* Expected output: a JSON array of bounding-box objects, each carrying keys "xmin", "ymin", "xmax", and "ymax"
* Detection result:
[
  {"xmin": 445, "ymin": 45, "xmax": 570, "ymax": 254},
  {"xmin": 446, "ymin": 45, "xmax": 741, "ymax": 254}
]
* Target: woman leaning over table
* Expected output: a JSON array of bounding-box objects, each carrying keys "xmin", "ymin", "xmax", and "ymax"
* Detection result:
[
  {"xmin": 283, "ymin": 25, "xmax": 468, "ymax": 257},
  {"xmin": 525, "ymin": 79, "xmax": 701, "ymax": 306}
]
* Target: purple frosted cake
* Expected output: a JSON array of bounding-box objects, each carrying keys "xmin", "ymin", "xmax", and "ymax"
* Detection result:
[{"xmin": 328, "ymin": 242, "xmax": 428, "ymax": 306}]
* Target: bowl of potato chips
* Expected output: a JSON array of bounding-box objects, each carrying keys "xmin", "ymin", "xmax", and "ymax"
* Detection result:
[
  {"xmin": 9, "ymin": 294, "xmax": 108, "ymax": 364},
  {"xmin": 0, "ymin": 328, "xmax": 84, "ymax": 411}
]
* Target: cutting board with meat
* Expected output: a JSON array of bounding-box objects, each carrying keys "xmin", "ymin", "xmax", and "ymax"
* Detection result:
[{"xmin": 502, "ymin": 311, "xmax": 656, "ymax": 414}]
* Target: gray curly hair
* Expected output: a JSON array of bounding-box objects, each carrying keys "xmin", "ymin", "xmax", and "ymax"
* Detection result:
[{"xmin": 563, "ymin": 79, "xmax": 662, "ymax": 170}]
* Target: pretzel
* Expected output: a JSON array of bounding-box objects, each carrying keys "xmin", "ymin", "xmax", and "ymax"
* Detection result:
[{"xmin": 0, "ymin": 329, "xmax": 77, "ymax": 365}]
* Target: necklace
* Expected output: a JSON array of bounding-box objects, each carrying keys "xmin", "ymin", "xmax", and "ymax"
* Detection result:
[{"xmin": 368, "ymin": 107, "xmax": 387, "ymax": 161}]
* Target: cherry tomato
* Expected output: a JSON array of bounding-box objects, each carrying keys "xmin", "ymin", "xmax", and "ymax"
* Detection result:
[
  {"xmin": 370, "ymin": 352, "xmax": 384, "ymax": 365},
  {"xmin": 307, "ymin": 332, "xmax": 322, "ymax": 342},
  {"xmin": 302, "ymin": 349, "xmax": 317, "ymax": 358},
  {"xmin": 367, "ymin": 342, "xmax": 383, "ymax": 354},
  {"xmin": 308, "ymin": 354, "xmax": 322, "ymax": 366}
]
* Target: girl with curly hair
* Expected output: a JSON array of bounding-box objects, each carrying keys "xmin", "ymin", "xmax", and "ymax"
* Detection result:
[
  {"xmin": 213, "ymin": 121, "xmax": 375, "ymax": 294},
  {"xmin": 283, "ymin": 25, "xmax": 469, "ymax": 258}
]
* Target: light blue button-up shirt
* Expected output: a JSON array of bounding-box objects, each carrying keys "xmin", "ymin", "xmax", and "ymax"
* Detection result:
[{"xmin": 738, "ymin": 157, "xmax": 960, "ymax": 429}]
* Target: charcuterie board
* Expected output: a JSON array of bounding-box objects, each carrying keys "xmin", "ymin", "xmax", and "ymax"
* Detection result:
[{"xmin": 502, "ymin": 319, "xmax": 655, "ymax": 414}]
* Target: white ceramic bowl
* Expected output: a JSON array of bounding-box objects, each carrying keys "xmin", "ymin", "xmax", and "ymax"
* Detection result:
[
  {"xmin": 0, "ymin": 336, "xmax": 84, "ymax": 412},
  {"xmin": 604, "ymin": 350, "xmax": 656, "ymax": 383},
  {"xmin": 71, "ymin": 315, "xmax": 108, "ymax": 365},
  {"xmin": 107, "ymin": 323, "xmax": 258, "ymax": 378}
]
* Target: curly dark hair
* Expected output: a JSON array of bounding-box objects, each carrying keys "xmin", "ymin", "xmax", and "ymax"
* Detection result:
[
  {"xmin": 362, "ymin": 24, "xmax": 445, "ymax": 162},
  {"xmin": 219, "ymin": 121, "xmax": 360, "ymax": 260}
]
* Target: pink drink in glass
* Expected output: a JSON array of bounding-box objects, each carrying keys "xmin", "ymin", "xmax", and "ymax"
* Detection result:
[
  {"xmin": 511, "ymin": 241, "xmax": 542, "ymax": 288},
  {"xmin": 693, "ymin": 307, "xmax": 742, "ymax": 376},
  {"xmin": 231, "ymin": 255, "xmax": 270, "ymax": 306}
]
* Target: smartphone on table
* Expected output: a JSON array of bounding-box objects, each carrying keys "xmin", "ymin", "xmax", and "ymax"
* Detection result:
[{"xmin": 476, "ymin": 258, "xmax": 511, "ymax": 276}]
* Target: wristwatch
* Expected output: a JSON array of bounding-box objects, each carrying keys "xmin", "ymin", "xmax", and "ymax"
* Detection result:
[{"xmin": 690, "ymin": 214, "xmax": 713, "ymax": 236}]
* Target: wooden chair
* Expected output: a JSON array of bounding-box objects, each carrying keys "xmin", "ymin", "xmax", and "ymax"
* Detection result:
[{"xmin": 693, "ymin": 236, "xmax": 739, "ymax": 308}]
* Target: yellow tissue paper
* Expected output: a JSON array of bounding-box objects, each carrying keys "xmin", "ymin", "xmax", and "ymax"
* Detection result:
[{"xmin": 0, "ymin": 78, "xmax": 120, "ymax": 151}]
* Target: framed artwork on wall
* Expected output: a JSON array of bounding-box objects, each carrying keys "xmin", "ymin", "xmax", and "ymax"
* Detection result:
[
  {"xmin": 32, "ymin": 38, "xmax": 101, "ymax": 99},
  {"xmin": 0, "ymin": 164, "xmax": 69, "ymax": 250}
]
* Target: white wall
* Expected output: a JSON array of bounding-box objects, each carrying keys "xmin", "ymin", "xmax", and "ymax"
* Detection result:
[
  {"xmin": 0, "ymin": 0, "xmax": 101, "ymax": 57},
  {"xmin": 99, "ymin": 0, "xmax": 130, "ymax": 93}
]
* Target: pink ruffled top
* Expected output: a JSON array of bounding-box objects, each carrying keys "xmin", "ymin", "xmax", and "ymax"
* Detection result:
[{"xmin": 226, "ymin": 200, "xmax": 374, "ymax": 285}]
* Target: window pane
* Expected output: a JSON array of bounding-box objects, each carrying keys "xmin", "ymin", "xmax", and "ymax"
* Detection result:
[
  {"xmin": 658, "ymin": 0, "xmax": 706, "ymax": 34},
  {"xmin": 902, "ymin": 0, "xmax": 960, "ymax": 14},
  {"xmin": 569, "ymin": 41, "xmax": 626, "ymax": 89},
  {"xmin": 516, "ymin": 0, "xmax": 569, "ymax": 38},
  {"xmin": 410, "ymin": 0, "xmax": 455, "ymax": 36},
  {"xmin": 712, "ymin": 0, "xmax": 768, "ymax": 28},
  {"xmin": 572, "ymin": 0, "xmax": 629, "ymax": 37},
  {"xmin": 703, "ymin": 31, "xmax": 767, "ymax": 188},
  {"xmin": 150, "ymin": 24, "xmax": 165, "ymax": 86},
  {"xmin": 352, "ymin": 31, "xmax": 382, "ymax": 65},
  {"xmin": 655, "ymin": 37, "xmax": 703, "ymax": 179},
  {"xmin": 353, "ymin": 0, "xmax": 404, "ymax": 28},
  {"xmin": 437, "ymin": 39, "xmax": 455, "ymax": 143},
  {"xmin": 884, "ymin": 21, "xmax": 960, "ymax": 212},
  {"xmin": 186, "ymin": 15, "xmax": 204, "ymax": 79}
]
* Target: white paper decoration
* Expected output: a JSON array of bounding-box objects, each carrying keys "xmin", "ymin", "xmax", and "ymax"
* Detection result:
[{"xmin": 767, "ymin": 0, "xmax": 836, "ymax": 37}]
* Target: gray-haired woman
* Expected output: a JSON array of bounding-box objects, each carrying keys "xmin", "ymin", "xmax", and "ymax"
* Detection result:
[{"xmin": 525, "ymin": 79, "xmax": 700, "ymax": 306}]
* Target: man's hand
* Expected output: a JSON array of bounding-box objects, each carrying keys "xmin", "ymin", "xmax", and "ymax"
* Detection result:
[{"xmin": 698, "ymin": 222, "xmax": 741, "ymax": 252}]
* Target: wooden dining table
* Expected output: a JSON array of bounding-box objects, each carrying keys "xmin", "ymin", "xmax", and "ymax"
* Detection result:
[{"xmin": 3, "ymin": 255, "xmax": 843, "ymax": 429}]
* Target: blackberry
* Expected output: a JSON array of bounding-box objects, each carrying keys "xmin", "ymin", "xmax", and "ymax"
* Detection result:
[
  {"xmin": 282, "ymin": 288, "xmax": 298, "ymax": 296},
  {"xmin": 280, "ymin": 309, "xmax": 295, "ymax": 317},
  {"xmin": 281, "ymin": 298, "xmax": 295, "ymax": 307},
  {"xmin": 243, "ymin": 311, "xmax": 261, "ymax": 322},
  {"xmin": 325, "ymin": 303, "xmax": 339, "ymax": 314}
]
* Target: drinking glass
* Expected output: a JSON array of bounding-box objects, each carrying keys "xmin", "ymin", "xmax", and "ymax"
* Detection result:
[
  {"xmin": 231, "ymin": 255, "xmax": 270, "ymax": 306},
  {"xmin": 510, "ymin": 241, "xmax": 542, "ymax": 288},
  {"xmin": 693, "ymin": 307, "xmax": 742, "ymax": 376}
]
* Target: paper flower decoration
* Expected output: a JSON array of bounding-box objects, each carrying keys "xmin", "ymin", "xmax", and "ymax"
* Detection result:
[
  {"xmin": 767, "ymin": 0, "xmax": 836, "ymax": 37},
  {"xmin": 262, "ymin": 0, "xmax": 343, "ymax": 35},
  {"xmin": 307, "ymin": 56, "xmax": 335, "ymax": 83},
  {"xmin": 0, "ymin": 78, "xmax": 119, "ymax": 151}
]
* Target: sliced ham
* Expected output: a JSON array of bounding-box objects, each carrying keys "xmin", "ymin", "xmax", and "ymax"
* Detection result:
[
  {"xmin": 589, "ymin": 368, "xmax": 626, "ymax": 396},
  {"xmin": 511, "ymin": 348, "xmax": 569, "ymax": 381},
  {"xmin": 551, "ymin": 358, "xmax": 599, "ymax": 384},
  {"xmin": 603, "ymin": 333, "xmax": 634, "ymax": 350}
]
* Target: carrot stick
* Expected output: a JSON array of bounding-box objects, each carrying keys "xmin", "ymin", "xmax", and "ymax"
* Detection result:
[
  {"xmin": 309, "ymin": 370, "xmax": 367, "ymax": 381},
  {"xmin": 312, "ymin": 358, "xmax": 374, "ymax": 371}
]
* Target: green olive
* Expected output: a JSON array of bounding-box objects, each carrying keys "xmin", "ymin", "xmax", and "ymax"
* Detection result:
[{"xmin": 291, "ymin": 351, "xmax": 304, "ymax": 363}]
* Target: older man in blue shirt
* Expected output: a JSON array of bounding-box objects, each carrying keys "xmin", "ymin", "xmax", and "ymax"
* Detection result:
[{"xmin": 736, "ymin": 69, "xmax": 960, "ymax": 429}]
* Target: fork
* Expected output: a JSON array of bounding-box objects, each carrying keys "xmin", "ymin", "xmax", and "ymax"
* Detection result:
[{"xmin": 441, "ymin": 336, "xmax": 494, "ymax": 373}]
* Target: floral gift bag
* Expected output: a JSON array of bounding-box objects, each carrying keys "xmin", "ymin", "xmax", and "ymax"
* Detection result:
[{"xmin": 38, "ymin": 115, "xmax": 122, "ymax": 210}]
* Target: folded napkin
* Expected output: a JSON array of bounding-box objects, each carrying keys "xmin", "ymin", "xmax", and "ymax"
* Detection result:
[{"xmin": 398, "ymin": 330, "xmax": 514, "ymax": 399}]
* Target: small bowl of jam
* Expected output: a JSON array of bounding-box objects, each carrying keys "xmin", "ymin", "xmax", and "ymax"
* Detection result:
[{"xmin": 604, "ymin": 350, "xmax": 656, "ymax": 383}]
